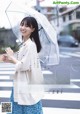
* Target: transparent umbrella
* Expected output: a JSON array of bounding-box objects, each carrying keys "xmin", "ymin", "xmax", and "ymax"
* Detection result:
[{"xmin": 5, "ymin": 1, "xmax": 59, "ymax": 66}]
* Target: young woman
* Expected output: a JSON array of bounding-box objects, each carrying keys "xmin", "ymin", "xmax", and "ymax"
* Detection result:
[{"xmin": 3, "ymin": 16, "xmax": 44, "ymax": 114}]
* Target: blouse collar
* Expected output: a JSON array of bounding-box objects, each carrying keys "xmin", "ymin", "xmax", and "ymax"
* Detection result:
[{"xmin": 23, "ymin": 38, "xmax": 31, "ymax": 46}]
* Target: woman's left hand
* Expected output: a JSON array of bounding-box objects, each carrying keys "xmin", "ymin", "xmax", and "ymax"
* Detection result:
[
  {"xmin": 2, "ymin": 54, "xmax": 13, "ymax": 63},
  {"xmin": 4, "ymin": 47, "xmax": 19, "ymax": 64},
  {"xmin": 5, "ymin": 47, "xmax": 14, "ymax": 57}
]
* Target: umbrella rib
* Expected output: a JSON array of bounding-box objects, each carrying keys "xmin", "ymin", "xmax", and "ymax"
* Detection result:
[
  {"xmin": 42, "ymin": 29, "xmax": 51, "ymax": 64},
  {"xmin": 43, "ymin": 29, "xmax": 50, "ymax": 43},
  {"xmin": 5, "ymin": 2, "xmax": 13, "ymax": 28},
  {"xmin": 6, "ymin": 10, "xmax": 27, "ymax": 14},
  {"xmin": 5, "ymin": 11, "xmax": 13, "ymax": 28},
  {"xmin": 5, "ymin": 1, "xmax": 12, "ymax": 12},
  {"xmin": 40, "ymin": 28, "xmax": 51, "ymax": 64}
]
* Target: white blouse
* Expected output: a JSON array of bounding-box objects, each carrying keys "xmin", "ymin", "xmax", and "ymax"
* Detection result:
[{"xmin": 13, "ymin": 38, "xmax": 44, "ymax": 105}]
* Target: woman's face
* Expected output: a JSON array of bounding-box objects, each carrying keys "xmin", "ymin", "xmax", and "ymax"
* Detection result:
[{"xmin": 20, "ymin": 22, "xmax": 34, "ymax": 39}]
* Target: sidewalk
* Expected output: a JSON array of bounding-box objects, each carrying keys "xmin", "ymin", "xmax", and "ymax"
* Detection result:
[
  {"xmin": 0, "ymin": 105, "xmax": 80, "ymax": 114},
  {"xmin": 43, "ymin": 107, "xmax": 80, "ymax": 114}
]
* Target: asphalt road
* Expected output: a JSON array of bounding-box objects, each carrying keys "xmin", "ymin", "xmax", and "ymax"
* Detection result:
[{"xmin": 44, "ymin": 46, "xmax": 80, "ymax": 91}]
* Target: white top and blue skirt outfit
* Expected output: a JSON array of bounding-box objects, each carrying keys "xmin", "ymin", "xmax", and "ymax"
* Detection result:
[{"xmin": 8, "ymin": 38, "xmax": 44, "ymax": 114}]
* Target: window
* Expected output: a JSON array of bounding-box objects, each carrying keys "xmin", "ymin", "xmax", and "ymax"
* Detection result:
[
  {"xmin": 76, "ymin": 12, "xmax": 80, "ymax": 19},
  {"xmin": 63, "ymin": 16, "xmax": 66, "ymax": 22},
  {"xmin": 77, "ymin": 27, "xmax": 80, "ymax": 30},
  {"xmin": 68, "ymin": 13, "xmax": 72, "ymax": 20}
]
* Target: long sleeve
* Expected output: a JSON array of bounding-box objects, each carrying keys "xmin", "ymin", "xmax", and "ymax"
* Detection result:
[{"xmin": 15, "ymin": 47, "xmax": 31, "ymax": 72}]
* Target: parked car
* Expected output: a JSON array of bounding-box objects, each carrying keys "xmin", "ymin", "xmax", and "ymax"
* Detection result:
[{"xmin": 58, "ymin": 35, "xmax": 79, "ymax": 47}]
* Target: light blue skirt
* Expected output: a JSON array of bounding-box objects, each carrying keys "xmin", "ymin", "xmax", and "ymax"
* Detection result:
[{"xmin": 8, "ymin": 88, "xmax": 43, "ymax": 114}]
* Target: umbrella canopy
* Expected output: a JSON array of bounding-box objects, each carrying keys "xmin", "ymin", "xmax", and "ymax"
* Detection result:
[{"xmin": 5, "ymin": 1, "xmax": 59, "ymax": 65}]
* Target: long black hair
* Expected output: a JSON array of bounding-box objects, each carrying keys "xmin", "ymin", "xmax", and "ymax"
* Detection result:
[{"xmin": 20, "ymin": 16, "xmax": 42, "ymax": 53}]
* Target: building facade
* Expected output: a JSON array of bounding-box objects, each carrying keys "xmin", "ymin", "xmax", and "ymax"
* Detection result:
[{"xmin": 51, "ymin": 5, "xmax": 80, "ymax": 41}]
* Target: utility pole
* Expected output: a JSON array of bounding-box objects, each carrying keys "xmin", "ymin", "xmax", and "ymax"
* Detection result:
[
  {"xmin": 56, "ymin": 5, "xmax": 59, "ymax": 27},
  {"xmin": 36, "ymin": 0, "xmax": 41, "ymax": 12}
]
